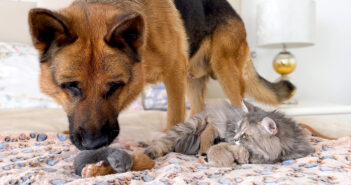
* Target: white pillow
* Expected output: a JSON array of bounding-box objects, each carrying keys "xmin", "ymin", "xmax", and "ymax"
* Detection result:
[{"xmin": 0, "ymin": 42, "xmax": 59, "ymax": 109}]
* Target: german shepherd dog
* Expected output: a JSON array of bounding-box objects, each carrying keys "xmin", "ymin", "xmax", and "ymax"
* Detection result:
[{"xmin": 28, "ymin": 0, "xmax": 295, "ymax": 150}]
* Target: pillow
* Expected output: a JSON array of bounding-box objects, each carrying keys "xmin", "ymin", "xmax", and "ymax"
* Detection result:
[
  {"xmin": 142, "ymin": 83, "xmax": 190, "ymax": 111},
  {"xmin": 0, "ymin": 94, "xmax": 59, "ymax": 109},
  {"xmin": 142, "ymin": 83, "xmax": 168, "ymax": 111},
  {"xmin": 0, "ymin": 42, "xmax": 59, "ymax": 109}
]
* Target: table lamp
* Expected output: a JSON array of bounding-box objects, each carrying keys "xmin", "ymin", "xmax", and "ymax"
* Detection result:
[{"xmin": 256, "ymin": 0, "xmax": 316, "ymax": 83}]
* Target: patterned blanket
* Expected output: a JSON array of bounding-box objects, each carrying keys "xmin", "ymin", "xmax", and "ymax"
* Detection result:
[{"xmin": 0, "ymin": 132, "xmax": 350, "ymax": 185}]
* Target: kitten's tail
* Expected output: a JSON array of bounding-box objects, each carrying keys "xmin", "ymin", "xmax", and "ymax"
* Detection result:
[{"xmin": 243, "ymin": 57, "xmax": 296, "ymax": 105}]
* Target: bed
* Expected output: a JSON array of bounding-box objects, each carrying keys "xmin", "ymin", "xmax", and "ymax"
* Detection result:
[
  {"xmin": 1, "ymin": 40, "xmax": 351, "ymax": 184},
  {"xmin": 1, "ymin": 1, "xmax": 351, "ymax": 185}
]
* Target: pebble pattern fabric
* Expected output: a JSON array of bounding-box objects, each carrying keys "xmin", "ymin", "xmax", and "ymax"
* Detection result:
[{"xmin": 0, "ymin": 132, "xmax": 350, "ymax": 185}]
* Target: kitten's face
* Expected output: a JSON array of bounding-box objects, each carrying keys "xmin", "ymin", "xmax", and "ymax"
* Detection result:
[
  {"xmin": 107, "ymin": 150, "xmax": 133, "ymax": 173},
  {"xmin": 228, "ymin": 113, "xmax": 281, "ymax": 160}
]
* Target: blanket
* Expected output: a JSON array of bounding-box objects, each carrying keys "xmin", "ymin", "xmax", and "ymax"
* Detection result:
[{"xmin": 0, "ymin": 132, "xmax": 350, "ymax": 185}]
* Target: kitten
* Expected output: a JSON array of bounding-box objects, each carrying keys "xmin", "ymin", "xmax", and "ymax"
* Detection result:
[
  {"xmin": 74, "ymin": 147, "xmax": 133, "ymax": 176},
  {"xmin": 145, "ymin": 101, "xmax": 241, "ymax": 158},
  {"xmin": 74, "ymin": 147, "xmax": 155, "ymax": 177},
  {"xmin": 145, "ymin": 101, "xmax": 313, "ymax": 165},
  {"xmin": 225, "ymin": 103, "xmax": 314, "ymax": 164}
]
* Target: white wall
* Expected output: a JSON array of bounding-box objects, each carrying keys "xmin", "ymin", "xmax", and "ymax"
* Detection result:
[
  {"xmin": 0, "ymin": 1, "xmax": 36, "ymax": 44},
  {"xmin": 36, "ymin": 0, "xmax": 73, "ymax": 10},
  {"xmin": 242, "ymin": 0, "xmax": 351, "ymax": 105}
]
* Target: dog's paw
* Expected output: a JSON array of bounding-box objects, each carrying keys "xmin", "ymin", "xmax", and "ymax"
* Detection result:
[{"xmin": 107, "ymin": 150, "xmax": 133, "ymax": 173}]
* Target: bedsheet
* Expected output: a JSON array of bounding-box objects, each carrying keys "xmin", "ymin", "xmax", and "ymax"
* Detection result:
[{"xmin": 0, "ymin": 132, "xmax": 350, "ymax": 185}]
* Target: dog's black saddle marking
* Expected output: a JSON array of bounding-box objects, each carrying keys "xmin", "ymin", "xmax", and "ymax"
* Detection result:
[{"xmin": 174, "ymin": 0, "xmax": 241, "ymax": 57}]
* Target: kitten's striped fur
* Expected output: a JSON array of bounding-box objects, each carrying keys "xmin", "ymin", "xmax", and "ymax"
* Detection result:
[
  {"xmin": 145, "ymin": 101, "xmax": 313, "ymax": 165},
  {"xmin": 145, "ymin": 101, "xmax": 243, "ymax": 159}
]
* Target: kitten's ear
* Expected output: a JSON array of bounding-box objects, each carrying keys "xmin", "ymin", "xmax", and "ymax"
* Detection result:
[
  {"xmin": 242, "ymin": 100, "xmax": 264, "ymax": 113},
  {"xmin": 260, "ymin": 117, "xmax": 278, "ymax": 135}
]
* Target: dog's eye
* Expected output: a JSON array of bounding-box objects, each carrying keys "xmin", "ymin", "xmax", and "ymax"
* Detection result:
[
  {"xmin": 105, "ymin": 81, "xmax": 125, "ymax": 98},
  {"xmin": 60, "ymin": 81, "xmax": 81, "ymax": 97}
]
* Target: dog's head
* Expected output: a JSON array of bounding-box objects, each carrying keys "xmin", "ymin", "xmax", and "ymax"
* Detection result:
[{"xmin": 28, "ymin": 3, "xmax": 145, "ymax": 150}]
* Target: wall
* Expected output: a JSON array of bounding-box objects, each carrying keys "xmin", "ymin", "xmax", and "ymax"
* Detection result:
[
  {"xmin": 239, "ymin": 0, "xmax": 351, "ymax": 105},
  {"xmin": 37, "ymin": 0, "xmax": 73, "ymax": 9},
  {"xmin": 0, "ymin": 1, "xmax": 36, "ymax": 44}
]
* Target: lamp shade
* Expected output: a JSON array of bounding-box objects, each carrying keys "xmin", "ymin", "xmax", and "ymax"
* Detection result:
[{"xmin": 257, "ymin": 0, "xmax": 316, "ymax": 48}]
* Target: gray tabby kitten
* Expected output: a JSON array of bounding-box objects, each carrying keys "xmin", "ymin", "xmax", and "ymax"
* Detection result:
[
  {"xmin": 145, "ymin": 101, "xmax": 313, "ymax": 165},
  {"xmin": 74, "ymin": 147, "xmax": 133, "ymax": 176}
]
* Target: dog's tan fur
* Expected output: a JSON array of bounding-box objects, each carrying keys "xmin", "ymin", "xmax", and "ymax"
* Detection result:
[
  {"xmin": 29, "ymin": 0, "xmax": 295, "ymax": 139},
  {"xmin": 28, "ymin": 0, "xmax": 296, "ymax": 168},
  {"xmin": 29, "ymin": 0, "xmax": 188, "ymax": 135},
  {"xmin": 188, "ymin": 17, "xmax": 292, "ymax": 152},
  {"xmin": 187, "ymin": 17, "xmax": 295, "ymax": 115}
]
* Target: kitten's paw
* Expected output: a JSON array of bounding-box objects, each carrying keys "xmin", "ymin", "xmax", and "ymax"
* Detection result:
[
  {"xmin": 107, "ymin": 150, "xmax": 133, "ymax": 173},
  {"xmin": 234, "ymin": 146, "xmax": 250, "ymax": 164},
  {"xmin": 144, "ymin": 146, "xmax": 164, "ymax": 159},
  {"xmin": 207, "ymin": 144, "xmax": 236, "ymax": 167}
]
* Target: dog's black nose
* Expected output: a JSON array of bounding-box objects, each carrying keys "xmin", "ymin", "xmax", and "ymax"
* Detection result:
[
  {"xmin": 81, "ymin": 133, "xmax": 110, "ymax": 150},
  {"xmin": 69, "ymin": 119, "xmax": 120, "ymax": 150}
]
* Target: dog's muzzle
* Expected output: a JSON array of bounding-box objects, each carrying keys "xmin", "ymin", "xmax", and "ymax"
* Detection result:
[{"xmin": 69, "ymin": 118, "xmax": 120, "ymax": 150}]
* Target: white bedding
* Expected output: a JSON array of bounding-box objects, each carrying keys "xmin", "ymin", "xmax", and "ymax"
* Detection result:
[
  {"xmin": 0, "ymin": 42, "xmax": 60, "ymax": 109},
  {"xmin": 0, "ymin": 108, "xmax": 167, "ymax": 142}
]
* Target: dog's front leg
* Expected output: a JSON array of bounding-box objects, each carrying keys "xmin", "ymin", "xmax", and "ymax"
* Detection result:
[{"xmin": 163, "ymin": 64, "xmax": 187, "ymax": 131}]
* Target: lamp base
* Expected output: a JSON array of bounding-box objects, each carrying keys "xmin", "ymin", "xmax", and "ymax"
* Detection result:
[
  {"xmin": 273, "ymin": 47, "xmax": 298, "ymax": 104},
  {"xmin": 273, "ymin": 51, "xmax": 297, "ymax": 75}
]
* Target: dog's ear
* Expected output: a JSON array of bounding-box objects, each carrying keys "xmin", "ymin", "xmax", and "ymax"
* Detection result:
[
  {"xmin": 28, "ymin": 9, "xmax": 77, "ymax": 62},
  {"xmin": 105, "ymin": 13, "xmax": 145, "ymax": 62}
]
